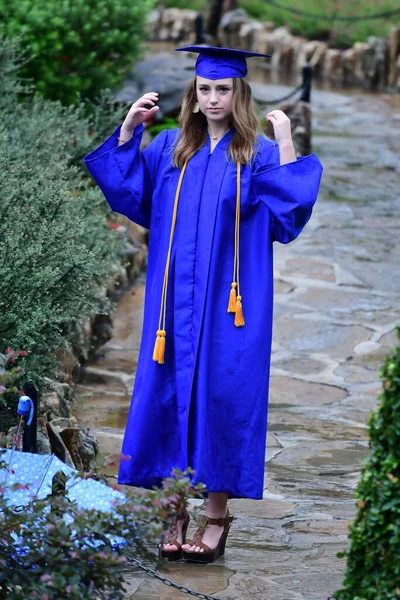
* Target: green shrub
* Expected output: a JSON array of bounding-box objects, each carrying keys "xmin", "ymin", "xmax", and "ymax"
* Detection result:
[
  {"xmin": 0, "ymin": 34, "xmax": 129, "ymax": 387},
  {"xmin": 238, "ymin": 0, "xmax": 400, "ymax": 48},
  {"xmin": 335, "ymin": 326, "xmax": 400, "ymax": 600},
  {"xmin": 157, "ymin": 0, "xmax": 400, "ymax": 48},
  {"xmin": 0, "ymin": 463, "xmax": 205, "ymax": 599},
  {"xmin": 0, "ymin": 0, "xmax": 155, "ymax": 105}
]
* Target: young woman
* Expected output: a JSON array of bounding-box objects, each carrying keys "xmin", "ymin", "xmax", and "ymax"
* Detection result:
[{"xmin": 84, "ymin": 46, "xmax": 323, "ymax": 564}]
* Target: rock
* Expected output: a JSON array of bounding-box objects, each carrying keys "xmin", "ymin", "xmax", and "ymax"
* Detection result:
[
  {"xmin": 46, "ymin": 421, "xmax": 75, "ymax": 468},
  {"xmin": 218, "ymin": 9, "xmax": 250, "ymax": 48},
  {"xmin": 71, "ymin": 318, "xmax": 92, "ymax": 364},
  {"xmin": 364, "ymin": 36, "xmax": 389, "ymax": 90},
  {"xmin": 352, "ymin": 42, "xmax": 370, "ymax": 83},
  {"xmin": 59, "ymin": 427, "xmax": 83, "ymax": 470},
  {"xmin": 78, "ymin": 429, "xmax": 99, "ymax": 471},
  {"xmin": 342, "ymin": 47, "xmax": 356, "ymax": 83},
  {"xmin": 278, "ymin": 100, "xmax": 312, "ymax": 156},
  {"xmin": 116, "ymin": 51, "xmax": 194, "ymax": 120},
  {"xmin": 396, "ymin": 54, "xmax": 400, "ymax": 89},
  {"xmin": 41, "ymin": 389, "xmax": 70, "ymax": 420},
  {"xmin": 60, "ymin": 427, "xmax": 98, "ymax": 471},
  {"xmin": 90, "ymin": 314, "xmax": 113, "ymax": 356},
  {"xmin": 146, "ymin": 9, "xmax": 161, "ymax": 40},
  {"xmin": 129, "ymin": 223, "xmax": 149, "ymax": 246},
  {"xmin": 50, "ymin": 417, "xmax": 79, "ymax": 432},
  {"xmin": 323, "ymin": 49, "xmax": 342, "ymax": 85},
  {"xmin": 7, "ymin": 424, "xmax": 23, "ymax": 450},
  {"xmin": 154, "ymin": 7, "xmax": 197, "ymax": 42},
  {"xmin": 269, "ymin": 27, "xmax": 294, "ymax": 68},
  {"xmin": 254, "ymin": 30, "xmax": 273, "ymax": 56},
  {"xmin": 55, "ymin": 349, "xmax": 79, "ymax": 384},
  {"xmin": 388, "ymin": 27, "xmax": 400, "ymax": 88},
  {"xmin": 238, "ymin": 21, "xmax": 264, "ymax": 53},
  {"xmin": 37, "ymin": 415, "xmax": 52, "ymax": 454},
  {"xmin": 297, "ymin": 40, "xmax": 327, "ymax": 77},
  {"xmin": 37, "ymin": 431, "xmax": 52, "ymax": 454}
]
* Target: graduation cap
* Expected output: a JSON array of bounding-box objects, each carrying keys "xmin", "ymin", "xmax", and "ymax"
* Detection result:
[{"xmin": 175, "ymin": 45, "xmax": 271, "ymax": 80}]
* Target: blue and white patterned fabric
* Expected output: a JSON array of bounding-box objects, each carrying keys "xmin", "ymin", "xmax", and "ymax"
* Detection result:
[{"xmin": 0, "ymin": 449, "xmax": 125, "ymax": 512}]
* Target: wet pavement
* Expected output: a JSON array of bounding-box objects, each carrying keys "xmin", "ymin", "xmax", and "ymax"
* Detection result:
[{"xmin": 74, "ymin": 84, "xmax": 400, "ymax": 599}]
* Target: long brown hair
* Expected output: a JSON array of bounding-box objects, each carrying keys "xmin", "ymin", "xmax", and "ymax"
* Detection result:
[{"xmin": 173, "ymin": 77, "xmax": 259, "ymax": 168}]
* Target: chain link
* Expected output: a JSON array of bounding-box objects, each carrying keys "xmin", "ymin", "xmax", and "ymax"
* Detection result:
[
  {"xmin": 126, "ymin": 556, "xmax": 234, "ymax": 600},
  {"xmin": 262, "ymin": 83, "xmax": 305, "ymax": 105}
]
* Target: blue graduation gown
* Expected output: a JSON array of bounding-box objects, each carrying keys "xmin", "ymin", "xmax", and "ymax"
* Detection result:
[{"xmin": 84, "ymin": 125, "xmax": 323, "ymax": 499}]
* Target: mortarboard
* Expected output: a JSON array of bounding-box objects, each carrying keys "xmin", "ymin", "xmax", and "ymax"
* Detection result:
[{"xmin": 175, "ymin": 45, "xmax": 271, "ymax": 80}]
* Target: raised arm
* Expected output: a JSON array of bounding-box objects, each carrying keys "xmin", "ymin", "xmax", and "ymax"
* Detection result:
[
  {"xmin": 83, "ymin": 93, "xmax": 163, "ymax": 229},
  {"xmin": 253, "ymin": 111, "xmax": 323, "ymax": 244}
]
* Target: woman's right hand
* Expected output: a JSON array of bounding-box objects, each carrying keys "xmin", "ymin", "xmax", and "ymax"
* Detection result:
[{"xmin": 120, "ymin": 92, "xmax": 159, "ymax": 140}]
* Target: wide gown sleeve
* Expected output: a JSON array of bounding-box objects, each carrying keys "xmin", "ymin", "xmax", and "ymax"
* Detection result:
[
  {"xmin": 83, "ymin": 124, "xmax": 168, "ymax": 229},
  {"xmin": 253, "ymin": 142, "xmax": 323, "ymax": 244}
]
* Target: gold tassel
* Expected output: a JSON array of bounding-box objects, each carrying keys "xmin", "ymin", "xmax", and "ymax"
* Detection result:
[
  {"xmin": 234, "ymin": 295, "xmax": 245, "ymax": 327},
  {"xmin": 153, "ymin": 161, "xmax": 188, "ymax": 365},
  {"xmin": 227, "ymin": 282, "xmax": 237, "ymax": 313},
  {"xmin": 153, "ymin": 330, "xmax": 166, "ymax": 364}
]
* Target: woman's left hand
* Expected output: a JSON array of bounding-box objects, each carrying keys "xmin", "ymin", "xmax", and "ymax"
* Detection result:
[{"xmin": 265, "ymin": 110, "xmax": 293, "ymax": 147}]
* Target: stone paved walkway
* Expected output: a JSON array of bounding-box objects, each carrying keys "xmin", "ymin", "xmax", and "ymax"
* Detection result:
[{"xmin": 75, "ymin": 85, "xmax": 400, "ymax": 600}]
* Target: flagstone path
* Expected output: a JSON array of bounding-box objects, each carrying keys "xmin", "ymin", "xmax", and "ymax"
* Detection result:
[{"xmin": 74, "ymin": 84, "xmax": 400, "ymax": 600}]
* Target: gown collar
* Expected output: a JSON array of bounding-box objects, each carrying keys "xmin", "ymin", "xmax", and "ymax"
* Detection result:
[{"xmin": 205, "ymin": 128, "xmax": 235, "ymax": 153}]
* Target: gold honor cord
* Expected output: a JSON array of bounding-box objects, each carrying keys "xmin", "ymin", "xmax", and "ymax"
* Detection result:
[
  {"xmin": 153, "ymin": 160, "xmax": 188, "ymax": 364},
  {"xmin": 227, "ymin": 162, "xmax": 244, "ymax": 326},
  {"xmin": 153, "ymin": 160, "xmax": 244, "ymax": 365}
]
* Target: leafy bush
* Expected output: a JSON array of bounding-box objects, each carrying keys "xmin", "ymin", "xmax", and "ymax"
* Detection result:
[
  {"xmin": 158, "ymin": 0, "xmax": 400, "ymax": 48},
  {"xmin": 0, "ymin": 463, "xmax": 205, "ymax": 599},
  {"xmin": 239, "ymin": 0, "xmax": 400, "ymax": 48},
  {"xmin": 335, "ymin": 326, "xmax": 400, "ymax": 600},
  {"xmin": 0, "ymin": 349, "xmax": 26, "ymax": 435},
  {"xmin": 0, "ymin": 33, "xmax": 129, "ymax": 387},
  {"xmin": 0, "ymin": 0, "xmax": 155, "ymax": 105}
]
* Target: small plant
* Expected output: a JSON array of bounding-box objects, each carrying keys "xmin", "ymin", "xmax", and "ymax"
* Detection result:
[
  {"xmin": 0, "ymin": 462, "xmax": 205, "ymax": 599},
  {"xmin": 0, "ymin": 349, "xmax": 27, "ymax": 399},
  {"xmin": 335, "ymin": 325, "xmax": 400, "ymax": 600}
]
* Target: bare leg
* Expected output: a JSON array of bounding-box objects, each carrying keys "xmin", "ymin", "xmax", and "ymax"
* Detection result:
[{"xmin": 182, "ymin": 492, "xmax": 228, "ymax": 553}]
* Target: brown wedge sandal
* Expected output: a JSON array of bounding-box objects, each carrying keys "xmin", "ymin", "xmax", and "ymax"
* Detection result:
[
  {"xmin": 182, "ymin": 511, "xmax": 234, "ymax": 563},
  {"xmin": 159, "ymin": 509, "xmax": 190, "ymax": 561}
]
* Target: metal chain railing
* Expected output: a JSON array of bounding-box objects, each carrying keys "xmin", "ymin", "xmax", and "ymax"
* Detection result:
[
  {"xmin": 262, "ymin": 82, "xmax": 306, "ymax": 105},
  {"xmin": 126, "ymin": 556, "xmax": 234, "ymax": 600},
  {"xmin": 263, "ymin": 0, "xmax": 400, "ymax": 21}
]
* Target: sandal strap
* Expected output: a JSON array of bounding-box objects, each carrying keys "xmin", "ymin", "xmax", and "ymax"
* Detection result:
[
  {"xmin": 167, "ymin": 537, "xmax": 182, "ymax": 550},
  {"xmin": 186, "ymin": 529, "xmax": 212, "ymax": 554},
  {"xmin": 203, "ymin": 515, "xmax": 234, "ymax": 528}
]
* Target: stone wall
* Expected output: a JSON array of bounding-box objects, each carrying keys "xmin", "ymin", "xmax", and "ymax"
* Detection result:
[{"xmin": 146, "ymin": 7, "xmax": 400, "ymax": 92}]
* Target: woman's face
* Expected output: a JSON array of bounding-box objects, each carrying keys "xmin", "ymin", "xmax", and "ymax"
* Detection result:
[{"xmin": 196, "ymin": 76, "xmax": 234, "ymax": 124}]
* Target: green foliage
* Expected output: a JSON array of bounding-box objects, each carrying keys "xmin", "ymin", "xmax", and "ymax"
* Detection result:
[
  {"xmin": 0, "ymin": 0, "xmax": 155, "ymax": 105},
  {"xmin": 148, "ymin": 116, "xmax": 179, "ymax": 138},
  {"xmin": 158, "ymin": 0, "xmax": 205, "ymax": 10},
  {"xmin": 158, "ymin": 0, "xmax": 400, "ymax": 48},
  {"xmin": 0, "ymin": 349, "xmax": 26, "ymax": 435},
  {"xmin": 0, "ymin": 463, "xmax": 206, "ymax": 599},
  {"xmin": 0, "ymin": 34, "xmax": 129, "ymax": 387},
  {"xmin": 335, "ymin": 326, "xmax": 400, "ymax": 600},
  {"xmin": 239, "ymin": 0, "xmax": 400, "ymax": 48}
]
